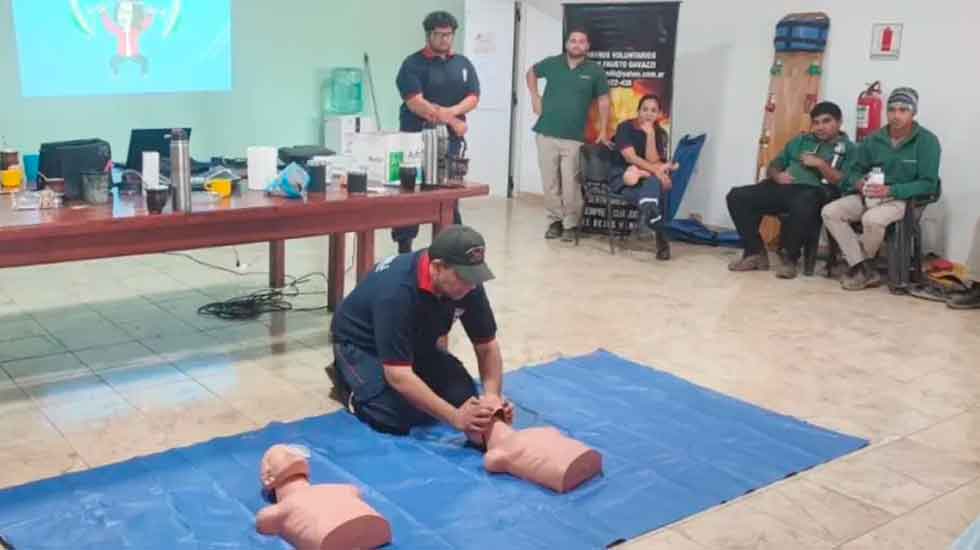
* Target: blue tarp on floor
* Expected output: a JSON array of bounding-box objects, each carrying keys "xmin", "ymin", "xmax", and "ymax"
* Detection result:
[{"xmin": 0, "ymin": 350, "xmax": 868, "ymax": 549}]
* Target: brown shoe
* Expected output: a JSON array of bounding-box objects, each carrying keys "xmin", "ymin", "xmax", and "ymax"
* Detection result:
[
  {"xmin": 775, "ymin": 257, "xmax": 799, "ymax": 279},
  {"xmin": 729, "ymin": 253, "xmax": 770, "ymax": 272}
]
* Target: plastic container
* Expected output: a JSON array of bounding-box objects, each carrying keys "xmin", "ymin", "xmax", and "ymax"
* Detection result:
[
  {"xmin": 323, "ymin": 67, "xmax": 364, "ymax": 115},
  {"xmin": 865, "ymin": 166, "xmax": 885, "ymax": 208}
]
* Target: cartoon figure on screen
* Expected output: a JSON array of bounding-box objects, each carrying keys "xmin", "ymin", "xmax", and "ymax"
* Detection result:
[{"xmin": 98, "ymin": 1, "xmax": 154, "ymax": 76}]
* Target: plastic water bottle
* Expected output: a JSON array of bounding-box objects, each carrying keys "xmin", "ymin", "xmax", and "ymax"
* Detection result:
[{"xmin": 865, "ymin": 166, "xmax": 885, "ymax": 208}]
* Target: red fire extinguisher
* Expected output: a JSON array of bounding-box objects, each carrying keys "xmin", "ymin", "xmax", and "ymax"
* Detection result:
[{"xmin": 856, "ymin": 81, "xmax": 883, "ymax": 142}]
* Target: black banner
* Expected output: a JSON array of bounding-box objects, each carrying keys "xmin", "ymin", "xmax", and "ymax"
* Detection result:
[{"xmin": 563, "ymin": 2, "xmax": 680, "ymax": 147}]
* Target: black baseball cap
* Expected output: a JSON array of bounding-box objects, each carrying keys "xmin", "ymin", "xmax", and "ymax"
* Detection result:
[{"xmin": 428, "ymin": 225, "xmax": 495, "ymax": 285}]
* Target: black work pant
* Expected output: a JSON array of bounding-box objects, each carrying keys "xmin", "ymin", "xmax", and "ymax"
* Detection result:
[
  {"xmin": 726, "ymin": 180, "xmax": 839, "ymax": 260},
  {"xmin": 333, "ymin": 342, "xmax": 477, "ymax": 436}
]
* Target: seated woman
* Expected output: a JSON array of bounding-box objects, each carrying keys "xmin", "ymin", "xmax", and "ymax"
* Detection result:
[{"xmin": 610, "ymin": 94, "xmax": 677, "ymax": 259}]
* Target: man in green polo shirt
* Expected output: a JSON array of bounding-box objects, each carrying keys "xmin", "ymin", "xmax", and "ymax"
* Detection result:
[
  {"xmin": 526, "ymin": 26, "xmax": 611, "ymax": 241},
  {"xmin": 822, "ymin": 87, "xmax": 942, "ymax": 291},
  {"xmin": 727, "ymin": 102, "xmax": 856, "ymax": 279}
]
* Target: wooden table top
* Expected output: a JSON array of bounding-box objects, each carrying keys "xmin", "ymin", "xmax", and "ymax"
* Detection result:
[{"xmin": 0, "ymin": 183, "xmax": 489, "ymax": 237}]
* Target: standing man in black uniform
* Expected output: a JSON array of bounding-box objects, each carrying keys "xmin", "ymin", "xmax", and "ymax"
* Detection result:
[{"xmin": 392, "ymin": 11, "xmax": 480, "ymax": 254}]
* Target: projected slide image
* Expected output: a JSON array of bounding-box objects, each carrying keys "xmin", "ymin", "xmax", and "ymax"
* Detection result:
[{"xmin": 12, "ymin": 0, "xmax": 232, "ymax": 97}]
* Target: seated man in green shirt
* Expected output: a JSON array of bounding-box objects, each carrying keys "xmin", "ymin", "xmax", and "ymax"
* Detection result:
[
  {"xmin": 822, "ymin": 87, "xmax": 942, "ymax": 291},
  {"xmin": 727, "ymin": 102, "xmax": 855, "ymax": 279}
]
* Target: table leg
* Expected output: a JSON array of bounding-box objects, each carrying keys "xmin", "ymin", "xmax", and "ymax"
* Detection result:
[
  {"xmin": 433, "ymin": 199, "xmax": 458, "ymax": 237},
  {"xmin": 355, "ymin": 230, "xmax": 375, "ymax": 282},
  {"xmin": 269, "ymin": 240, "xmax": 286, "ymax": 289},
  {"xmin": 327, "ymin": 233, "xmax": 345, "ymax": 311}
]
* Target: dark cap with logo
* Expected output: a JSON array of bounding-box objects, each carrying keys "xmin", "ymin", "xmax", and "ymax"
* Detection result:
[{"xmin": 428, "ymin": 225, "xmax": 495, "ymax": 285}]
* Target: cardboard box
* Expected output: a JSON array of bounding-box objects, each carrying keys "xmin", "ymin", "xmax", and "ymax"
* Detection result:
[{"xmin": 352, "ymin": 132, "xmax": 423, "ymax": 185}]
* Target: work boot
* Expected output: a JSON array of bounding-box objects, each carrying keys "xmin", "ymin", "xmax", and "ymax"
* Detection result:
[
  {"xmin": 775, "ymin": 256, "xmax": 799, "ymax": 279},
  {"xmin": 728, "ymin": 253, "xmax": 770, "ymax": 272},
  {"xmin": 947, "ymin": 285, "xmax": 980, "ymax": 309},
  {"xmin": 560, "ymin": 226, "xmax": 577, "ymax": 242},
  {"xmin": 841, "ymin": 261, "xmax": 880, "ymax": 291},
  {"xmin": 545, "ymin": 221, "xmax": 563, "ymax": 239}
]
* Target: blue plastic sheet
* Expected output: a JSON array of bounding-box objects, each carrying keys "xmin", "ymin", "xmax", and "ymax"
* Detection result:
[{"xmin": 0, "ymin": 350, "xmax": 867, "ymax": 549}]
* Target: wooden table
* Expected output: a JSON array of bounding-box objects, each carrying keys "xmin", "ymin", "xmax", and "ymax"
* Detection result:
[{"xmin": 0, "ymin": 184, "xmax": 489, "ymax": 309}]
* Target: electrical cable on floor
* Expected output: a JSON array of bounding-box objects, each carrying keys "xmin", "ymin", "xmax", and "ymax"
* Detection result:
[
  {"xmin": 196, "ymin": 272, "xmax": 330, "ymax": 320},
  {"xmin": 163, "ymin": 236, "xmax": 359, "ymax": 321}
]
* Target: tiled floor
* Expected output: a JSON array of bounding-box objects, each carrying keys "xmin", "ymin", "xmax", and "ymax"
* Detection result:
[{"xmin": 1, "ymin": 196, "xmax": 977, "ymax": 548}]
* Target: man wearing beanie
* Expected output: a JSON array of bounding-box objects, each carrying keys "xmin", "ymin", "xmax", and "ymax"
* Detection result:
[
  {"xmin": 327, "ymin": 225, "xmax": 514, "ymax": 436},
  {"xmin": 822, "ymin": 86, "xmax": 942, "ymax": 290}
]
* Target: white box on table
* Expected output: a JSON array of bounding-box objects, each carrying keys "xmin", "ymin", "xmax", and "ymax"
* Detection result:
[
  {"xmin": 324, "ymin": 116, "xmax": 377, "ymax": 157},
  {"xmin": 352, "ymin": 132, "xmax": 423, "ymax": 185}
]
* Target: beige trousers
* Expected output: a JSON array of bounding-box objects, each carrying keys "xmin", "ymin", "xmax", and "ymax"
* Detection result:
[
  {"xmin": 822, "ymin": 195, "xmax": 907, "ymax": 267},
  {"xmin": 535, "ymin": 133, "xmax": 583, "ymax": 229}
]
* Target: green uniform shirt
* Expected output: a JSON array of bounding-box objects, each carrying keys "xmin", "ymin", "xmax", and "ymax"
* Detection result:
[
  {"xmin": 842, "ymin": 123, "xmax": 942, "ymax": 200},
  {"xmin": 769, "ymin": 132, "xmax": 856, "ymax": 187},
  {"xmin": 532, "ymin": 55, "xmax": 610, "ymax": 141}
]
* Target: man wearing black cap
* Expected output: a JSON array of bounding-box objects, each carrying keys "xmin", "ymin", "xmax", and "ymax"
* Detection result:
[{"xmin": 327, "ymin": 225, "xmax": 512, "ymax": 436}]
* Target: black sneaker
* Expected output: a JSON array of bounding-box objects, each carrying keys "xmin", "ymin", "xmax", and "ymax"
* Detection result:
[
  {"xmin": 560, "ymin": 226, "xmax": 577, "ymax": 242},
  {"xmin": 545, "ymin": 221, "xmax": 563, "ymax": 239},
  {"xmin": 948, "ymin": 285, "xmax": 980, "ymax": 309}
]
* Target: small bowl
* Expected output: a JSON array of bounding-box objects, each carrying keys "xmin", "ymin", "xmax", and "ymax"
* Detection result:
[{"xmin": 145, "ymin": 186, "xmax": 171, "ymax": 214}]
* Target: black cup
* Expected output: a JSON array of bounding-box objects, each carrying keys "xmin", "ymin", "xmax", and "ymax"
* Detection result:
[
  {"xmin": 146, "ymin": 187, "xmax": 171, "ymax": 214},
  {"xmin": 308, "ymin": 165, "xmax": 327, "ymax": 193},
  {"xmin": 399, "ymin": 166, "xmax": 417, "ymax": 191},
  {"xmin": 347, "ymin": 171, "xmax": 367, "ymax": 194}
]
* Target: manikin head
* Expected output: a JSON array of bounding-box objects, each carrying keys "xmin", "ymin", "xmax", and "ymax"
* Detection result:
[
  {"xmin": 261, "ymin": 445, "xmax": 311, "ymax": 500},
  {"xmin": 809, "ymin": 101, "xmax": 843, "ymax": 142},
  {"xmin": 465, "ymin": 394, "xmax": 507, "ymax": 447},
  {"xmin": 423, "ymin": 11, "xmax": 458, "ymax": 56}
]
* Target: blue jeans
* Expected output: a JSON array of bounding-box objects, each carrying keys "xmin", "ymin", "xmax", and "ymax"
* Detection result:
[
  {"xmin": 332, "ymin": 341, "xmax": 477, "ymax": 435},
  {"xmin": 392, "ymin": 136, "xmax": 464, "ymax": 246}
]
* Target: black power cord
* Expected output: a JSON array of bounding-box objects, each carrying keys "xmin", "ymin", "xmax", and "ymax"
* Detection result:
[
  {"xmin": 197, "ymin": 272, "xmax": 330, "ymax": 320},
  {"xmin": 163, "ymin": 246, "xmax": 356, "ymax": 322}
]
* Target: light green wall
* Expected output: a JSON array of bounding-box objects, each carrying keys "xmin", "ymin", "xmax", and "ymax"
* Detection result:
[{"xmin": 0, "ymin": 0, "xmax": 465, "ymax": 160}]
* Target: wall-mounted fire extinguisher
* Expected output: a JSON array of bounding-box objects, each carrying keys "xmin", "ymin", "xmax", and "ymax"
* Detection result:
[{"xmin": 856, "ymin": 81, "xmax": 883, "ymax": 142}]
